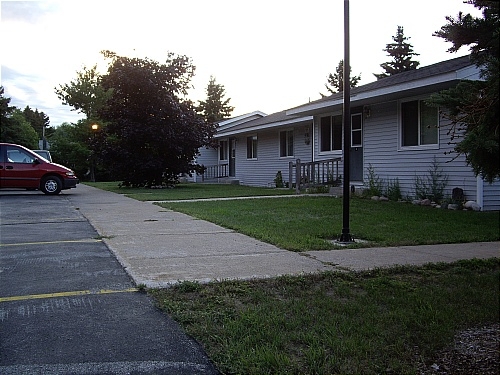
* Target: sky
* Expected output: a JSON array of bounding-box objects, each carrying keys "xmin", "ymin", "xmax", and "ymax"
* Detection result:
[{"xmin": 1, "ymin": 0, "xmax": 482, "ymax": 127}]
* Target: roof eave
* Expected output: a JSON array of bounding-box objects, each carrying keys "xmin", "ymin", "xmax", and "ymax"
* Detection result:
[{"xmin": 215, "ymin": 115, "xmax": 313, "ymax": 138}]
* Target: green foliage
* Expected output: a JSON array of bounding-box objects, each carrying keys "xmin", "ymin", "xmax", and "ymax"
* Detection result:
[
  {"xmin": 0, "ymin": 107, "xmax": 39, "ymax": 149},
  {"xmin": 49, "ymin": 121, "xmax": 92, "ymax": 178},
  {"xmin": 324, "ymin": 59, "xmax": 361, "ymax": 95},
  {"xmin": 375, "ymin": 26, "xmax": 420, "ymax": 79},
  {"xmin": 274, "ymin": 171, "xmax": 284, "ymax": 188},
  {"xmin": 197, "ymin": 75, "xmax": 234, "ymax": 124},
  {"xmin": 363, "ymin": 164, "xmax": 384, "ymax": 197},
  {"xmin": 55, "ymin": 64, "xmax": 113, "ymax": 120},
  {"xmin": 22, "ymin": 105, "xmax": 53, "ymax": 140},
  {"xmin": 97, "ymin": 51, "xmax": 217, "ymax": 187},
  {"xmin": 385, "ymin": 177, "xmax": 402, "ymax": 201},
  {"xmin": 429, "ymin": 0, "xmax": 499, "ymax": 182},
  {"xmin": 414, "ymin": 157, "xmax": 449, "ymax": 202}
]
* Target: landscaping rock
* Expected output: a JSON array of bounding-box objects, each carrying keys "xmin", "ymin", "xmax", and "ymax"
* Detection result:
[
  {"xmin": 448, "ymin": 204, "xmax": 459, "ymax": 210},
  {"xmin": 371, "ymin": 196, "xmax": 380, "ymax": 201},
  {"xmin": 379, "ymin": 196, "xmax": 389, "ymax": 201},
  {"xmin": 464, "ymin": 200, "xmax": 481, "ymax": 211},
  {"xmin": 412, "ymin": 199, "xmax": 421, "ymax": 205},
  {"xmin": 421, "ymin": 199, "xmax": 432, "ymax": 206}
]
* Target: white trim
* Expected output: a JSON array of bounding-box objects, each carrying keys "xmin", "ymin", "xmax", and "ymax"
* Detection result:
[
  {"xmin": 216, "ymin": 116, "xmax": 313, "ymax": 138},
  {"xmin": 476, "ymin": 176, "xmax": 484, "ymax": 210}
]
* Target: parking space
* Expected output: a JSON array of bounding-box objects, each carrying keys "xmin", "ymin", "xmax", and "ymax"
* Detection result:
[{"xmin": 0, "ymin": 190, "xmax": 219, "ymax": 374}]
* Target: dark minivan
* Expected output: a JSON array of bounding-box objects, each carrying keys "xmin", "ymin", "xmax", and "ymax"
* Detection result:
[{"xmin": 0, "ymin": 143, "xmax": 79, "ymax": 195}]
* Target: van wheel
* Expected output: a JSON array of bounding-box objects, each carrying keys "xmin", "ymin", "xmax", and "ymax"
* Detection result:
[{"xmin": 41, "ymin": 176, "xmax": 62, "ymax": 195}]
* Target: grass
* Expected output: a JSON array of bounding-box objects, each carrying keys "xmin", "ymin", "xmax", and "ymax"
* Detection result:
[
  {"xmin": 84, "ymin": 181, "xmax": 294, "ymax": 201},
  {"xmin": 87, "ymin": 182, "xmax": 499, "ymax": 251},
  {"xmin": 150, "ymin": 259, "xmax": 500, "ymax": 375},
  {"xmin": 159, "ymin": 196, "xmax": 499, "ymax": 251}
]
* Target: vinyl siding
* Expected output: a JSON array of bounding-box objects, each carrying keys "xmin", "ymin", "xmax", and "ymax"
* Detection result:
[
  {"xmin": 363, "ymin": 100, "xmax": 479, "ymax": 202},
  {"xmin": 481, "ymin": 179, "xmax": 500, "ymax": 211},
  {"xmin": 232, "ymin": 125, "xmax": 313, "ymax": 186}
]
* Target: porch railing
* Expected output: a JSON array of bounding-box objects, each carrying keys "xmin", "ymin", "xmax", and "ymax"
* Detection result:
[
  {"xmin": 201, "ymin": 163, "xmax": 229, "ymax": 181},
  {"xmin": 289, "ymin": 158, "xmax": 341, "ymax": 193}
]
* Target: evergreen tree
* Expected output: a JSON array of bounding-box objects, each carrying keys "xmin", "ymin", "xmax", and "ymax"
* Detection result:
[
  {"xmin": 23, "ymin": 106, "xmax": 53, "ymax": 144},
  {"xmin": 197, "ymin": 76, "xmax": 234, "ymax": 124},
  {"xmin": 429, "ymin": 0, "xmax": 499, "ymax": 182},
  {"xmin": 0, "ymin": 87, "xmax": 38, "ymax": 148},
  {"xmin": 324, "ymin": 60, "xmax": 361, "ymax": 95},
  {"xmin": 375, "ymin": 26, "xmax": 420, "ymax": 79}
]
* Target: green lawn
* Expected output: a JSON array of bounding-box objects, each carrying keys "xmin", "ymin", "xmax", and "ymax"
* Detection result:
[
  {"xmin": 85, "ymin": 181, "xmax": 294, "ymax": 201},
  {"xmin": 87, "ymin": 182, "xmax": 499, "ymax": 251},
  {"xmin": 160, "ymin": 196, "xmax": 499, "ymax": 251},
  {"xmin": 151, "ymin": 259, "xmax": 499, "ymax": 375}
]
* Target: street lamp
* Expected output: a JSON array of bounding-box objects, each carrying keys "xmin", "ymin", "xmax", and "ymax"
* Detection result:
[{"xmin": 90, "ymin": 124, "xmax": 99, "ymax": 182}]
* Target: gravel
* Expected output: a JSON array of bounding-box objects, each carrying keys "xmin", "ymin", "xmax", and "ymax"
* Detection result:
[{"xmin": 418, "ymin": 323, "xmax": 499, "ymax": 374}]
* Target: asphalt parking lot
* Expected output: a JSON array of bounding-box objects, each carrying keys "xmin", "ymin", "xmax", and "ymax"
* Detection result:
[{"xmin": 0, "ymin": 190, "xmax": 219, "ymax": 375}]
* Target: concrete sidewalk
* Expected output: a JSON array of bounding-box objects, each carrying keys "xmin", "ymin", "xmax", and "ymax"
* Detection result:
[{"xmin": 67, "ymin": 184, "xmax": 499, "ymax": 288}]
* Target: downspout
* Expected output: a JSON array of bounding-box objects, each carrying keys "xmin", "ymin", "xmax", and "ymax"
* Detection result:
[
  {"xmin": 311, "ymin": 119, "xmax": 315, "ymax": 163},
  {"xmin": 476, "ymin": 176, "xmax": 484, "ymax": 210}
]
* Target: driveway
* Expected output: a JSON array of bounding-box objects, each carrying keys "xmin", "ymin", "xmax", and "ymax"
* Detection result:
[{"xmin": 0, "ymin": 190, "xmax": 219, "ymax": 374}]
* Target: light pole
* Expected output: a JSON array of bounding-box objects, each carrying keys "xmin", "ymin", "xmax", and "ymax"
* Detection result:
[
  {"xmin": 90, "ymin": 124, "xmax": 99, "ymax": 182},
  {"xmin": 339, "ymin": 0, "xmax": 354, "ymax": 243}
]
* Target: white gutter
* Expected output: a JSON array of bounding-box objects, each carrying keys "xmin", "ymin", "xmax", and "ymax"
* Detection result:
[{"xmin": 215, "ymin": 115, "xmax": 313, "ymax": 138}]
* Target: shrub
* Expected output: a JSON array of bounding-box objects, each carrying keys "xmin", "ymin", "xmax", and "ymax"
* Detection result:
[
  {"xmin": 363, "ymin": 164, "xmax": 384, "ymax": 197},
  {"xmin": 414, "ymin": 157, "xmax": 449, "ymax": 202},
  {"xmin": 385, "ymin": 178, "xmax": 402, "ymax": 201}
]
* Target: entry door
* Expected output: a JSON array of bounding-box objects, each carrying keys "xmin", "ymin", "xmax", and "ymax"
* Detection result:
[
  {"xmin": 350, "ymin": 113, "xmax": 363, "ymax": 181},
  {"xmin": 229, "ymin": 138, "xmax": 236, "ymax": 177}
]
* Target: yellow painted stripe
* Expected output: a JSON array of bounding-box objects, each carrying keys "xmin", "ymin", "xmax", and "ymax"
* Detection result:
[
  {"xmin": 0, "ymin": 288, "xmax": 138, "ymax": 303},
  {"xmin": 0, "ymin": 239, "xmax": 103, "ymax": 247}
]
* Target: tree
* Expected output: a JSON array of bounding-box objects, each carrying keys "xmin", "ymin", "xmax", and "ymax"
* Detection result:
[
  {"xmin": 429, "ymin": 0, "xmax": 499, "ymax": 182},
  {"xmin": 375, "ymin": 26, "xmax": 420, "ymax": 79},
  {"xmin": 98, "ymin": 51, "xmax": 216, "ymax": 186},
  {"xmin": 0, "ymin": 87, "xmax": 38, "ymax": 148},
  {"xmin": 324, "ymin": 59, "xmax": 361, "ymax": 95},
  {"xmin": 197, "ymin": 75, "xmax": 234, "ymax": 124},
  {"xmin": 55, "ymin": 64, "xmax": 113, "ymax": 121},
  {"xmin": 23, "ymin": 106, "xmax": 53, "ymax": 146}
]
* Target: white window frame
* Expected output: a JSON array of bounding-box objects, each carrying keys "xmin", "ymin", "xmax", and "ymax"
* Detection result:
[
  {"xmin": 219, "ymin": 140, "xmax": 228, "ymax": 161},
  {"xmin": 279, "ymin": 129, "xmax": 294, "ymax": 158},
  {"xmin": 246, "ymin": 135, "xmax": 258, "ymax": 160},
  {"xmin": 399, "ymin": 97, "xmax": 440, "ymax": 150},
  {"xmin": 319, "ymin": 114, "xmax": 343, "ymax": 155}
]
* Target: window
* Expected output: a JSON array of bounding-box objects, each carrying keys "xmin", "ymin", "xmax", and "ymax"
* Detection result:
[
  {"xmin": 247, "ymin": 135, "xmax": 257, "ymax": 159},
  {"xmin": 219, "ymin": 140, "xmax": 228, "ymax": 161},
  {"xmin": 279, "ymin": 130, "xmax": 294, "ymax": 157},
  {"xmin": 320, "ymin": 115, "xmax": 342, "ymax": 152},
  {"xmin": 6, "ymin": 147, "xmax": 37, "ymax": 163},
  {"xmin": 401, "ymin": 100, "xmax": 438, "ymax": 147},
  {"xmin": 351, "ymin": 113, "xmax": 362, "ymax": 146}
]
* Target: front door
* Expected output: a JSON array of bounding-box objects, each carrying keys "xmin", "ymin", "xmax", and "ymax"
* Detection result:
[
  {"xmin": 350, "ymin": 113, "xmax": 363, "ymax": 182},
  {"xmin": 229, "ymin": 138, "xmax": 236, "ymax": 177}
]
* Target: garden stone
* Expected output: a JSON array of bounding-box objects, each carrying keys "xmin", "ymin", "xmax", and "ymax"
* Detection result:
[
  {"xmin": 448, "ymin": 204, "xmax": 459, "ymax": 210},
  {"xmin": 412, "ymin": 199, "xmax": 421, "ymax": 205},
  {"xmin": 421, "ymin": 199, "xmax": 431, "ymax": 206},
  {"xmin": 464, "ymin": 200, "xmax": 481, "ymax": 211},
  {"xmin": 371, "ymin": 196, "xmax": 380, "ymax": 201},
  {"xmin": 379, "ymin": 196, "xmax": 389, "ymax": 201}
]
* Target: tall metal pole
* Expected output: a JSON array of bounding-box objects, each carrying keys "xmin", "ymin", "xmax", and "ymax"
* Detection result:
[{"xmin": 339, "ymin": 0, "xmax": 354, "ymax": 243}]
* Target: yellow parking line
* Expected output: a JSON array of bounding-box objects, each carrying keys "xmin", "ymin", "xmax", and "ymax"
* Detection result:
[
  {"xmin": 0, "ymin": 288, "xmax": 138, "ymax": 303},
  {"xmin": 0, "ymin": 239, "xmax": 102, "ymax": 247}
]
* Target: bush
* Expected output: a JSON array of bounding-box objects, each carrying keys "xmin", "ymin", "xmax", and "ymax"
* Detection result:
[
  {"xmin": 363, "ymin": 164, "xmax": 384, "ymax": 197},
  {"xmin": 414, "ymin": 157, "xmax": 449, "ymax": 202}
]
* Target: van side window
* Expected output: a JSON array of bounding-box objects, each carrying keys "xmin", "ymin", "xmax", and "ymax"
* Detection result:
[{"xmin": 6, "ymin": 147, "xmax": 36, "ymax": 163}]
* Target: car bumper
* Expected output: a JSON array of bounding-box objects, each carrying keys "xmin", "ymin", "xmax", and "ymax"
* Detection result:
[{"xmin": 63, "ymin": 178, "xmax": 79, "ymax": 189}]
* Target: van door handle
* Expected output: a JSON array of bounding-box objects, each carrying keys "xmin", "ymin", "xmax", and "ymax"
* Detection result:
[{"xmin": 5, "ymin": 166, "xmax": 13, "ymax": 169}]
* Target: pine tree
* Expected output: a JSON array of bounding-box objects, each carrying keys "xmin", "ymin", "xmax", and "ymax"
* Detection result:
[
  {"xmin": 324, "ymin": 60, "xmax": 361, "ymax": 95},
  {"xmin": 197, "ymin": 76, "xmax": 234, "ymax": 124},
  {"xmin": 375, "ymin": 26, "xmax": 420, "ymax": 79}
]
